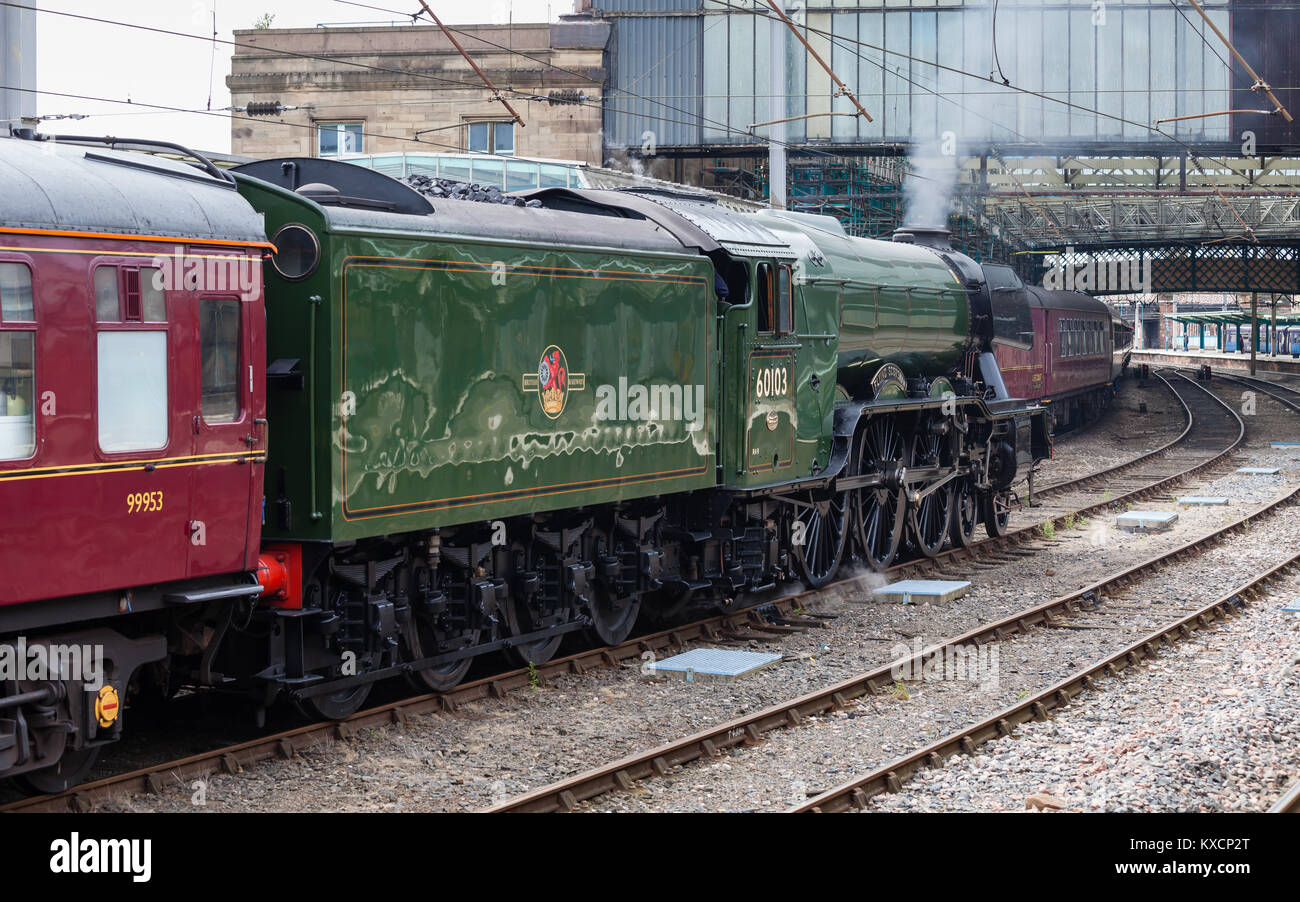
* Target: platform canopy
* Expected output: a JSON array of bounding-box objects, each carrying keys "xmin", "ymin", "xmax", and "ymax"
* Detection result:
[{"xmin": 1164, "ymin": 310, "xmax": 1300, "ymax": 327}]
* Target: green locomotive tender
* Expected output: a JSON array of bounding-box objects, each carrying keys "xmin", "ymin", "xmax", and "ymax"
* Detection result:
[{"xmin": 230, "ymin": 159, "xmax": 1049, "ymax": 716}]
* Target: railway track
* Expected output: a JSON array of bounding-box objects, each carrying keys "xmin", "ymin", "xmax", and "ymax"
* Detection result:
[
  {"xmin": 486, "ymin": 483, "xmax": 1298, "ymax": 812},
  {"xmin": 1023, "ymin": 371, "xmax": 1241, "ymax": 514},
  {"xmin": 481, "ymin": 375, "xmax": 1290, "ymax": 813},
  {"xmin": 793, "ymin": 543, "xmax": 1300, "ymax": 813},
  {"xmin": 1, "ymin": 369, "xmax": 1249, "ymax": 813},
  {"xmin": 1270, "ymin": 780, "xmax": 1300, "ymax": 813}
]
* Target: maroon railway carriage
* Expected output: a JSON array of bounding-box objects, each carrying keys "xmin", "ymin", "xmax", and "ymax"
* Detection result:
[
  {"xmin": 990, "ymin": 268, "xmax": 1120, "ymax": 431},
  {"xmin": 0, "ymin": 138, "xmax": 272, "ymax": 790}
]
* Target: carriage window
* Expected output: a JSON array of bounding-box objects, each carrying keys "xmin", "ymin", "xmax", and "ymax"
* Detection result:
[
  {"xmin": 0, "ymin": 332, "xmax": 35, "ymax": 460},
  {"xmin": 0, "ymin": 263, "xmax": 34, "ymax": 321},
  {"xmin": 96, "ymin": 265, "xmax": 168, "ymax": 323},
  {"xmin": 756, "ymin": 263, "xmax": 773, "ymax": 333},
  {"xmin": 141, "ymin": 268, "xmax": 166, "ymax": 322},
  {"xmin": 776, "ymin": 264, "xmax": 794, "ymax": 335},
  {"xmin": 200, "ymin": 298, "xmax": 241, "ymax": 423},
  {"xmin": 97, "ymin": 331, "xmax": 168, "ymax": 452},
  {"xmin": 0, "ymin": 263, "xmax": 36, "ymax": 460},
  {"xmin": 95, "ymin": 266, "xmax": 119, "ymax": 322}
]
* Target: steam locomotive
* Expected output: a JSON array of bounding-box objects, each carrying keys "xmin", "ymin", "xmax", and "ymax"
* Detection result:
[{"xmin": 0, "ymin": 133, "xmax": 1050, "ymax": 792}]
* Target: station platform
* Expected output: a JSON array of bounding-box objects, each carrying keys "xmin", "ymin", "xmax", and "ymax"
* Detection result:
[{"xmin": 1131, "ymin": 348, "xmax": 1300, "ymax": 376}]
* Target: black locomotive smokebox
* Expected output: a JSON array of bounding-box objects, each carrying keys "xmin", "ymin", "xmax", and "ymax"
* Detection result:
[{"xmin": 891, "ymin": 227, "xmax": 952, "ymax": 251}]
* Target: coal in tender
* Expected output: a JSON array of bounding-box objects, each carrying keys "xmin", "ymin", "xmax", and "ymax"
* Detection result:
[{"xmin": 402, "ymin": 174, "xmax": 532, "ymax": 207}]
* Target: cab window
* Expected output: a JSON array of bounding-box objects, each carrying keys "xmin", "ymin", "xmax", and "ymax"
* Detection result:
[
  {"xmin": 775, "ymin": 264, "xmax": 794, "ymax": 335},
  {"xmin": 756, "ymin": 263, "xmax": 773, "ymax": 334}
]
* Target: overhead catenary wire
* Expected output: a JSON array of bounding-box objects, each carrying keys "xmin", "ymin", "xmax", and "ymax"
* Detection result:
[
  {"xmin": 1167, "ymin": 0, "xmax": 1233, "ymax": 74},
  {"xmin": 413, "ymin": 0, "xmax": 526, "ymax": 127},
  {"xmin": 710, "ymin": 0, "xmax": 1286, "ymax": 210},
  {"xmin": 331, "ymin": 0, "xmax": 1041, "ymax": 196},
  {"xmin": 15, "ymin": 0, "xmax": 1282, "ymax": 212},
  {"xmin": 0, "ymin": 84, "xmax": 470, "ymax": 154},
  {"xmin": 1185, "ymin": 0, "xmax": 1293, "ymax": 123},
  {"xmin": 9, "ymin": 1, "xmax": 904, "ymax": 177},
  {"xmin": 329, "ymin": 0, "xmax": 904, "ymax": 168}
]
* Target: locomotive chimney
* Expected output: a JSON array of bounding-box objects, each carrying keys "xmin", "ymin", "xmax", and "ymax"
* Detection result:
[{"xmin": 891, "ymin": 227, "xmax": 952, "ymax": 251}]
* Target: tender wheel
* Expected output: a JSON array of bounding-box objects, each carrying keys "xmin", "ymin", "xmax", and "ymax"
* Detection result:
[
  {"xmin": 853, "ymin": 416, "xmax": 908, "ymax": 570},
  {"xmin": 907, "ymin": 432, "xmax": 953, "ymax": 558},
  {"xmin": 950, "ymin": 475, "xmax": 979, "ymax": 547},
  {"xmin": 503, "ymin": 597, "xmax": 566, "ymax": 667},
  {"xmin": 406, "ymin": 616, "xmax": 477, "ymax": 692},
  {"xmin": 790, "ymin": 485, "xmax": 850, "ymax": 589},
  {"xmin": 587, "ymin": 592, "xmax": 642, "ymax": 647},
  {"xmin": 404, "ymin": 563, "xmax": 479, "ymax": 692},
  {"xmin": 299, "ymin": 683, "xmax": 373, "ymax": 721},
  {"xmin": 13, "ymin": 746, "xmax": 101, "ymax": 795},
  {"xmin": 983, "ymin": 490, "xmax": 1012, "ymax": 538}
]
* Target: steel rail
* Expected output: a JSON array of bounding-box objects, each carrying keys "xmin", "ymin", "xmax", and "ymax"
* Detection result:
[
  {"xmin": 794, "ymin": 546, "xmax": 1300, "ymax": 812},
  {"xmin": 1270, "ymin": 780, "xmax": 1300, "ymax": 813},
  {"xmin": 485, "ymin": 479, "xmax": 1298, "ymax": 813},
  {"xmin": 1031, "ymin": 371, "xmax": 1194, "ymax": 499},
  {"xmin": 0, "ymin": 598, "xmax": 823, "ymax": 813}
]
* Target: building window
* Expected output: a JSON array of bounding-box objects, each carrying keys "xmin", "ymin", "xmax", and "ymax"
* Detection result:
[
  {"xmin": 0, "ymin": 262, "xmax": 35, "ymax": 460},
  {"xmin": 318, "ymin": 122, "xmax": 364, "ymax": 157},
  {"xmin": 467, "ymin": 121, "xmax": 514, "ymax": 155},
  {"xmin": 200, "ymin": 298, "xmax": 242, "ymax": 423}
]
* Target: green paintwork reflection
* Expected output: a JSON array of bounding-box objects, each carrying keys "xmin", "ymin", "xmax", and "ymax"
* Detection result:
[{"xmin": 335, "ymin": 239, "xmax": 716, "ymax": 537}]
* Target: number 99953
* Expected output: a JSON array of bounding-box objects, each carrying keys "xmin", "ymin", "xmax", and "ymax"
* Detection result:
[{"xmin": 127, "ymin": 491, "xmax": 164, "ymax": 513}]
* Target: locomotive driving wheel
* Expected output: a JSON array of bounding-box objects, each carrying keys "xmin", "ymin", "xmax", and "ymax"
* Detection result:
[
  {"xmin": 853, "ymin": 416, "xmax": 909, "ymax": 570},
  {"xmin": 950, "ymin": 474, "xmax": 980, "ymax": 547},
  {"xmin": 789, "ymin": 483, "xmax": 850, "ymax": 589},
  {"xmin": 907, "ymin": 429, "xmax": 953, "ymax": 558}
]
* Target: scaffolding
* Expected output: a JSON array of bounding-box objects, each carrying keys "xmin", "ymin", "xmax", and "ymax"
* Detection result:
[{"xmin": 703, "ymin": 154, "xmax": 1032, "ymax": 272}]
